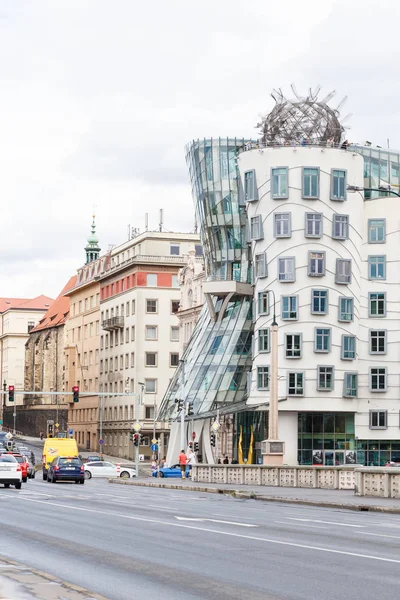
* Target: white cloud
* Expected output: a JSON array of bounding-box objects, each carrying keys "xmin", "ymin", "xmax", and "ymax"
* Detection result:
[{"xmin": 0, "ymin": 0, "xmax": 399, "ymax": 297}]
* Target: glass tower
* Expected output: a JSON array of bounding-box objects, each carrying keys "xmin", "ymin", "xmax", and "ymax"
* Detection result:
[{"xmin": 159, "ymin": 138, "xmax": 255, "ymax": 421}]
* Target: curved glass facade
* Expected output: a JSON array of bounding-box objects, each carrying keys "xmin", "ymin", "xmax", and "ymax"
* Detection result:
[
  {"xmin": 159, "ymin": 138, "xmax": 254, "ymax": 420},
  {"xmin": 352, "ymin": 144, "xmax": 400, "ymax": 198}
]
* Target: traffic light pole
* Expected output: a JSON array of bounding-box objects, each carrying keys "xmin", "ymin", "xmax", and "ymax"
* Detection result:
[
  {"xmin": 136, "ymin": 384, "xmax": 144, "ymax": 478},
  {"xmin": 180, "ymin": 360, "xmax": 185, "ymax": 451}
]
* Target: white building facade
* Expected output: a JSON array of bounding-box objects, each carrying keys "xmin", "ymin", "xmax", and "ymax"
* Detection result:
[
  {"xmin": 242, "ymin": 145, "xmax": 400, "ymax": 466},
  {"xmin": 99, "ymin": 231, "xmax": 200, "ymax": 459}
]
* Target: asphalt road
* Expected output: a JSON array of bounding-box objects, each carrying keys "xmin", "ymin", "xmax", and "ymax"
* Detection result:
[{"xmin": 1, "ymin": 441, "xmax": 400, "ymax": 599}]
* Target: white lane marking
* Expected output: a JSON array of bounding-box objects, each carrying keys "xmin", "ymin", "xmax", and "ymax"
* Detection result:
[
  {"xmin": 360, "ymin": 532, "xmax": 400, "ymax": 540},
  {"xmin": 175, "ymin": 516, "xmax": 257, "ymax": 527},
  {"xmin": 275, "ymin": 520, "xmax": 328, "ymax": 530},
  {"xmin": 96, "ymin": 494, "xmax": 130, "ymax": 499},
  {"xmin": 16, "ymin": 497, "xmax": 400, "ymax": 565},
  {"xmin": 287, "ymin": 518, "xmax": 364, "ymax": 528},
  {"xmin": 212, "ymin": 512, "xmax": 256, "ymax": 521}
]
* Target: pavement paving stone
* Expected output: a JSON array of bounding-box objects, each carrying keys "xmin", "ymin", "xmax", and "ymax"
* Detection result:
[{"xmin": 0, "ymin": 558, "xmax": 106, "ymax": 600}]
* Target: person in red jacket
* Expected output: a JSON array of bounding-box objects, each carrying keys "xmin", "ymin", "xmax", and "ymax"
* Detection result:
[{"xmin": 178, "ymin": 450, "xmax": 187, "ymax": 479}]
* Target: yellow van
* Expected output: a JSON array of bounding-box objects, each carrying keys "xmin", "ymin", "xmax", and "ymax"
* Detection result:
[{"xmin": 42, "ymin": 438, "xmax": 79, "ymax": 480}]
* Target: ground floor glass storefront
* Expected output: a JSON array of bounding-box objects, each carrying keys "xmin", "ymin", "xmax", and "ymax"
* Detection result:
[
  {"xmin": 298, "ymin": 413, "xmax": 356, "ymax": 466},
  {"xmin": 356, "ymin": 440, "xmax": 400, "ymax": 466}
]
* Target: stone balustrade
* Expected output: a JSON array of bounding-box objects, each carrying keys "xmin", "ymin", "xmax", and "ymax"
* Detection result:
[
  {"xmin": 192, "ymin": 464, "xmax": 357, "ymax": 490},
  {"xmin": 354, "ymin": 467, "xmax": 400, "ymax": 498}
]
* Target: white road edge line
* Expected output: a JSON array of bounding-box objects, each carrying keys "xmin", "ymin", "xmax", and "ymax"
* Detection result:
[
  {"xmin": 360, "ymin": 532, "xmax": 400, "ymax": 540},
  {"xmin": 175, "ymin": 516, "xmax": 257, "ymax": 528},
  {"xmin": 287, "ymin": 518, "xmax": 364, "ymax": 528},
  {"xmin": 15, "ymin": 497, "xmax": 400, "ymax": 565},
  {"xmin": 275, "ymin": 521, "xmax": 328, "ymax": 530}
]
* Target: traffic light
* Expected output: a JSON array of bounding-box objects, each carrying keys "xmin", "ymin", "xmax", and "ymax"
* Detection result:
[
  {"xmin": 133, "ymin": 433, "xmax": 139, "ymax": 447},
  {"xmin": 139, "ymin": 434, "xmax": 144, "ymax": 445},
  {"xmin": 210, "ymin": 433, "xmax": 216, "ymax": 447},
  {"xmin": 48, "ymin": 423, "xmax": 54, "ymax": 437},
  {"xmin": 194, "ymin": 441, "xmax": 199, "ymax": 453},
  {"xmin": 8, "ymin": 385, "xmax": 14, "ymax": 403},
  {"xmin": 72, "ymin": 386, "xmax": 79, "ymax": 403},
  {"xmin": 129, "ymin": 432, "xmax": 133, "ymax": 442},
  {"xmin": 188, "ymin": 441, "xmax": 193, "ymax": 450},
  {"xmin": 175, "ymin": 399, "xmax": 183, "ymax": 411},
  {"xmin": 186, "ymin": 401, "xmax": 194, "ymax": 416}
]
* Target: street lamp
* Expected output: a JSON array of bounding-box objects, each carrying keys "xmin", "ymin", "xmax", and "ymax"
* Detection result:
[
  {"xmin": 179, "ymin": 358, "xmax": 186, "ymax": 451},
  {"xmin": 347, "ymin": 185, "xmax": 400, "ymax": 198},
  {"xmin": 262, "ymin": 289, "xmax": 285, "ymax": 465}
]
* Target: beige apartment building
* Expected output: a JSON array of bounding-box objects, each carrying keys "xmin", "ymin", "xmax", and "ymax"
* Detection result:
[
  {"xmin": 99, "ymin": 230, "xmax": 201, "ymax": 460},
  {"xmin": 64, "ymin": 219, "xmax": 108, "ymax": 451},
  {"xmin": 1, "ymin": 295, "xmax": 53, "ymax": 410},
  {"xmin": 177, "ymin": 246, "xmax": 205, "ymax": 352}
]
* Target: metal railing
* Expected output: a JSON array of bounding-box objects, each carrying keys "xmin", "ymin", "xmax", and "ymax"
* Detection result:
[{"xmin": 102, "ymin": 316, "xmax": 124, "ymax": 331}]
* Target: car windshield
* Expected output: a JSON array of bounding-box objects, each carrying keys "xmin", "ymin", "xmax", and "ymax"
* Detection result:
[
  {"xmin": 0, "ymin": 455, "xmax": 16, "ymax": 463},
  {"xmin": 59, "ymin": 458, "xmax": 81, "ymax": 466},
  {"xmin": 13, "ymin": 455, "xmax": 24, "ymax": 463}
]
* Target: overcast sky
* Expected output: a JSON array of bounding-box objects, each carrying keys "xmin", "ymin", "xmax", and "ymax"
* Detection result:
[{"xmin": 1, "ymin": 0, "xmax": 399, "ymax": 298}]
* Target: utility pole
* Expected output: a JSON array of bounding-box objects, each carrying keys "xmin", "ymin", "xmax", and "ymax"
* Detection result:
[
  {"xmin": 179, "ymin": 359, "xmax": 185, "ymax": 451},
  {"xmin": 136, "ymin": 383, "xmax": 144, "ymax": 477},
  {"xmin": 99, "ymin": 395, "xmax": 103, "ymax": 457},
  {"xmin": 215, "ymin": 409, "xmax": 220, "ymax": 464}
]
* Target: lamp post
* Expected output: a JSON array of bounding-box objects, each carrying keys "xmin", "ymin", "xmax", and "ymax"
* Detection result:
[
  {"xmin": 347, "ymin": 185, "xmax": 400, "ymax": 198},
  {"xmin": 262, "ymin": 289, "xmax": 285, "ymax": 465},
  {"xmin": 179, "ymin": 359, "xmax": 186, "ymax": 451},
  {"xmin": 136, "ymin": 382, "xmax": 144, "ymax": 477}
]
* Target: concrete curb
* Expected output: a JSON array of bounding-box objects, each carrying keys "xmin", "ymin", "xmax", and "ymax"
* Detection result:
[
  {"xmin": 109, "ymin": 479, "xmax": 400, "ymax": 514},
  {"xmin": 0, "ymin": 556, "xmax": 108, "ymax": 599}
]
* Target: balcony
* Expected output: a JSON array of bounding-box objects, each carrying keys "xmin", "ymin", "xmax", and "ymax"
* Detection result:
[{"xmin": 102, "ymin": 316, "xmax": 124, "ymax": 331}]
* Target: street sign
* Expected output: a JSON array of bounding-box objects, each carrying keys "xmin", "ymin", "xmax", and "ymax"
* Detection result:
[
  {"xmin": 151, "ymin": 438, "xmax": 157, "ymax": 444},
  {"xmin": 132, "ymin": 422, "xmax": 141, "ymax": 432},
  {"xmin": 68, "ymin": 428, "xmax": 73, "ymax": 435},
  {"xmin": 55, "ymin": 423, "xmax": 59, "ymax": 428},
  {"xmin": 211, "ymin": 420, "xmax": 220, "ymax": 432},
  {"xmin": 5, "ymin": 432, "xmax": 12, "ymax": 440},
  {"xmin": 99, "ymin": 439, "xmax": 104, "ymax": 445},
  {"xmin": 151, "ymin": 443, "xmax": 158, "ymax": 452},
  {"xmin": 192, "ymin": 431, "xmax": 196, "ymax": 440}
]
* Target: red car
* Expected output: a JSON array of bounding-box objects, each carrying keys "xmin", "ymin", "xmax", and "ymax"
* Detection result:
[{"xmin": 5, "ymin": 453, "xmax": 29, "ymax": 482}]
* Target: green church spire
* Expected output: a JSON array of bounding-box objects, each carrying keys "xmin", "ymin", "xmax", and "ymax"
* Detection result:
[{"xmin": 85, "ymin": 214, "xmax": 101, "ymax": 264}]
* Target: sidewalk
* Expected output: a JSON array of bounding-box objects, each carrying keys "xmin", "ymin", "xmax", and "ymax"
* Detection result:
[
  {"xmin": 0, "ymin": 557, "xmax": 106, "ymax": 599},
  {"xmin": 110, "ymin": 477, "xmax": 400, "ymax": 513}
]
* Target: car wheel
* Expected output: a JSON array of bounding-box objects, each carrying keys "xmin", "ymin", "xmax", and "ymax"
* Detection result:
[
  {"xmin": 52, "ymin": 476, "xmax": 57, "ymax": 483},
  {"xmin": 159, "ymin": 471, "xmax": 165, "ymax": 478},
  {"xmin": 84, "ymin": 471, "xmax": 91, "ymax": 480},
  {"xmin": 79, "ymin": 479, "xmax": 85, "ymax": 485},
  {"xmin": 15, "ymin": 482, "xmax": 21, "ymax": 490},
  {"xmin": 120, "ymin": 471, "xmax": 130, "ymax": 479},
  {"xmin": 4, "ymin": 483, "xmax": 10, "ymax": 488},
  {"xmin": 32, "ymin": 473, "xmax": 35, "ymax": 479},
  {"xmin": 43, "ymin": 472, "xmax": 47, "ymax": 481},
  {"xmin": 22, "ymin": 477, "xmax": 27, "ymax": 483}
]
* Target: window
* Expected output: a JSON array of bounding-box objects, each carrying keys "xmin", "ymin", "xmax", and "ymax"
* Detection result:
[
  {"xmin": 274, "ymin": 213, "xmax": 291, "ymax": 237},
  {"xmin": 170, "ymin": 353, "xmax": 179, "ymax": 367},
  {"xmin": 27, "ymin": 321, "xmax": 35, "ymax": 332},
  {"xmin": 250, "ymin": 215, "xmax": 263, "ymax": 240},
  {"xmin": 278, "ymin": 257, "xmax": 295, "ymax": 282},
  {"xmin": 368, "ymin": 256, "xmax": 386, "ymax": 280},
  {"xmin": 285, "ymin": 334, "xmax": 302, "ymax": 358},
  {"xmin": 147, "ymin": 274, "xmax": 157, "ymax": 286},
  {"xmin": 170, "ymin": 244, "xmax": 180, "ymax": 256},
  {"xmin": 308, "ymin": 252, "xmax": 325, "ymax": 276},
  {"xmin": 341, "ymin": 335, "xmax": 356, "ymax": 360},
  {"xmin": 335, "ymin": 259, "xmax": 352, "ymax": 284},
  {"xmin": 171, "ymin": 326, "xmax": 179, "ymax": 341},
  {"xmin": 302, "ymin": 167, "xmax": 319, "ymax": 198},
  {"xmin": 244, "ymin": 170, "xmax": 257, "ymax": 202},
  {"xmin": 270, "ymin": 166, "xmax": 289, "ymax": 199},
  {"xmin": 332, "ymin": 214, "xmax": 349, "ymax": 240},
  {"xmin": 343, "ymin": 372, "xmax": 358, "ymax": 397},
  {"xmin": 125, "ymin": 327, "xmax": 129, "ymax": 343},
  {"xmin": 288, "ymin": 372, "xmax": 304, "ymax": 396},
  {"xmin": 311, "ymin": 290, "xmax": 328, "ymax": 315},
  {"xmin": 339, "ymin": 297, "xmax": 353, "ymax": 322},
  {"xmin": 145, "ymin": 406, "xmax": 155, "ymax": 420},
  {"xmin": 370, "ymin": 367, "xmax": 387, "ymax": 392},
  {"xmin": 125, "ymin": 354, "xmax": 129, "ymax": 369},
  {"xmin": 146, "ymin": 299, "xmax": 158, "ymax": 313},
  {"xmin": 131, "ymin": 326, "xmax": 135, "ymax": 341},
  {"xmin": 171, "ymin": 300, "xmax": 180, "ymax": 314},
  {"xmin": 145, "ymin": 379, "xmax": 157, "ymax": 393},
  {"xmin": 315, "ymin": 328, "xmax": 331, "ymax": 352},
  {"xmin": 131, "ymin": 300, "xmax": 136, "ymax": 314},
  {"xmin": 130, "ymin": 352, "xmax": 134, "ymax": 367},
  {"xmin": 258, "ymin": 328, "xmax": 270, "ymax": 353},
  {"xmin": 281, "ymin": 295, "xmax": 298, "ymax": 320},
  {"xmin": 258, "ymin": 292, "xmax": 269, "ymax": 315},
  {"xmin": 368, "ymin": 219, "xmax": 386, "ymax": 243},
  {"xmin": 195, "ymin": 244, "xmax": 203, "ymax": 256},
  {"xmin": 126, "ymin": 302, "xmax": 130, "ymax": 317},
  {"xmin": 257, "ymin": 366, "xmax": 270, "ymax": 390},
  {"xmin": 369, "ymin": 292, "xmax": 386, "ymax": 317},
  {"xmin": 369, "ymin": 410, "xmax": 387, "ymax": 429},
  {"xmin": 370, "ymin": 330, "xmax": 386, "ymax": 354},
  {"xmin": 305, "ymin": 213, "xmax": 322, "ymax": 238},
  {"xmin": 172, "ymin": 275, "xmax": 179, "ymax": 288},
  {"xmin": 255, "ymin": 253, "xmax": 267, "ymax": 278},
  {"xmin": 331, "ymin": 169, "xmax": 346, "ymax": 200},
  {"xmin": 317, "ymin": 366, "xmax": 334, "ymax": 391},
  {"xmin": 145, "ymin": 325, "xmax": 158, "ymax": 340},
  {"xmin": 145, "ymin": 352, "xmax": 157, "ymax": 367}
]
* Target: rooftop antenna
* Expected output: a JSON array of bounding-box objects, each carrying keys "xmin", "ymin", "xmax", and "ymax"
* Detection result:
[
  {"xmin": 159, "ymin": 209, "xmax": 163, "ymax": 232},
  {"xmin": 145, "ymin": 213, "xmax": 148, "ymax": 232}
]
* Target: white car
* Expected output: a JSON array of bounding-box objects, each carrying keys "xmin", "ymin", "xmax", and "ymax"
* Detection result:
[
  {"xmin": 84, "ymin": 461, "xmax": 136, "ymax": 480},
  {"xmin": 0, "ymin": 454, "xmax": 22, "ymax": 488}
]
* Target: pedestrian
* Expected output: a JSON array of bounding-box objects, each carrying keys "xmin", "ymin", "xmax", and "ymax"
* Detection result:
[
  {"xmin": 341, "ymin": 139, "xmax": 349, "ymax": 150},
  {"xmin": 187, "ymin": 450, "xmax": 196, "ymax": 476},
  {"xmin": 231, "ymin": 458, "xmax": 239, "ymax": 464},
  {"xmin": 223, "ymin": 456, "xmax": 229, "ymax": 464},
  {"xmin": 160, "ymin": 456, "xmax": 166, "ymax": 469},
  {"xmin": 217, "ymin": 458, "xmax": 221, "ymax": 464},
  {"xmin": 326, "ymin": 137, "xmax": 333, "ymax": 147},
  {"xmin": 178, "ymin": 449, "xmax": 187, "ymax": 479}
]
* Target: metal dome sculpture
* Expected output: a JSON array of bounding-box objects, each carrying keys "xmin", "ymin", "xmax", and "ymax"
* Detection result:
[{"xmin": 257, "ymin": 86, "xmax": 348, "ymax": 146}]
